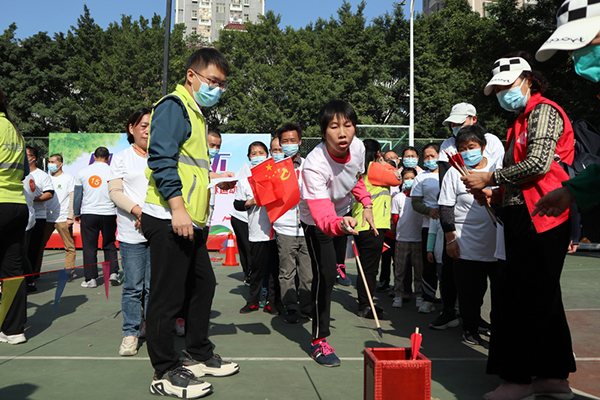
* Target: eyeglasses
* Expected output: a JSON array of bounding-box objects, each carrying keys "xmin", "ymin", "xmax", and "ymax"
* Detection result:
[{"xmin": 193, "ymin": 71, "xmax": 227, "ymax": 91}]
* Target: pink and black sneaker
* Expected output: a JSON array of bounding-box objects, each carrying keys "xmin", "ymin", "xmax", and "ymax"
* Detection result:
[
  {"xmin": 336, "ymin": 264, "xmax": 351, "ymax": 286},
  {"xmin": 311, "ymin": 339, "xmax": 341, "ymax": 367}
]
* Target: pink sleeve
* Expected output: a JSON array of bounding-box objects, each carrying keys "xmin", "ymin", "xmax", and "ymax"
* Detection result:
[
  {"xmin": 351, "ymin": 175, "xmax": 373, "ymax": 207},
  {"xmin": 306, "ymin": 198, "xmax": 345, "ymax": 236}
]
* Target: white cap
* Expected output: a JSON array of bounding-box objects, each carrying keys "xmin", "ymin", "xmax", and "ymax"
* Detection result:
[
  {"xmin": 483, "ymin": 57, "xmax": 532, "ymax": 96},
  {"xmin": 442, "ymin": 103, "xmax": 477, "ymax": 126},
  {"xmin": 536, "ymin": 0, "xmax": 600, "ymax": 62}
]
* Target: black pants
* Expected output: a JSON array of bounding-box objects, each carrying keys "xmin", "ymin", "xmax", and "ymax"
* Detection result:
[
  {"xmin": 303, "ymin": 223, "xmax": 346, "ymax": 339},
  {"xmin": 230, "ymin": 215, "xmax": 252, "ymax": 279},
  {"xmin": 22, "ymin": 230, "xmax": 34, "ymax": 285},
  {"xmin": 486, "ymin": 205, "xmax": 576, "ymax": 383},
  {"xmin": 355, "ymin": 229, "xmax": 387, "ymax": 310},
  {"xmin": 454, "ymin": 258, "xmax": 498, "ymax": 333},
  {"xmin": 421, "ymin": 227, "xmax": 438, "ymax": 302},
  {"xmin": 334, "ymin": 234, "xmax": 347, "ymax": 265},
  {"xmin": 247, "ymin": 240, "xmax": 279, "ymax": 305},
  {"xmin": 379, "ymin": 235, "xmax": 396, "ymax": 285},
  {"xmin": 440, "ymin": 238, "xmax": 457, "ymax": 314},
  {"xmin": 0, "ymin": 204, "xmax": 28, "ymax": 335},
  {"xmin": 142, "ymin": 213, "xmax": 216, "ymax": 378},
  {"xmin": 27, "ymin": 218, "xmax": 46, "ymax": 275},
  {"xmin": 80, "ymin": 214, "xmax": 119, "ymax": 281}
]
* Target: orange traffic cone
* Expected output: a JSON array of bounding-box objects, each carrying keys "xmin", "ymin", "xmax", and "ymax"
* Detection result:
[{"xmin": 222, "ymin": 231, "xmax": 239, "ymax": 266}]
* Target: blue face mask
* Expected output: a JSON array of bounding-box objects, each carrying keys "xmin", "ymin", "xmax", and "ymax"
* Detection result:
[
  {"xmin": 282, "ymin": 143, "xmax": 299, "ymax": 157},
  {"xmin": 423, "ymin": 159, "xmax": 438, "ymax": 171},
  {"xmin": 402, "ymin": 179, "xmax": 414, "ymax": 190},
  {"xmin": 47, "ymin": 163, "xmax": 59, "ymax": 174},
  {"xmin": 496, "ymin": 79, "xmax": 529, "ymax": 113},
  {"xmin": 272, "ymin": 153, "xmax": 285, "ymax": 162},
  {"xmin": 572, "ymin": 45, "xmax": 600, "ymax": 83},
  {"xmin": 452, "ymin": 126, "xmax": 463, "ymax": 136},
  {"xmin": 208, "ymin": 148, "xmax": 219, "ymax": 160},
  {"xmin": 461, "ymin": 149, "xmax": 483, "ymax": 167},
  {"xmin": 250, "ymin": 155, "xmax": 267, "ymax": 167},
  {"xmin": 403, "ymin": 157, "xmax": 418, "ymax": 168},
  {"xmin": 192, "ymin": 73, "xmax": 222, "ymax": 107}
]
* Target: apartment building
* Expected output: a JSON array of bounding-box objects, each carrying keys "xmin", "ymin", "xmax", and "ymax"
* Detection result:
[{"xmin": 175, "ymin": 0, "xmax": 266, "ymax": 43}]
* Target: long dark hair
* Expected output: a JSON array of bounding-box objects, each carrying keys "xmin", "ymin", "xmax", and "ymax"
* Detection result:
[{"xmin": 363, "ymin": 139, "xmax": 381, "ymax": 171}]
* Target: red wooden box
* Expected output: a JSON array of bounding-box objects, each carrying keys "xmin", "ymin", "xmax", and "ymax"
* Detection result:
[{"xmin": 364, "ymin": 347, "xmax": 431, "ymax": 400}]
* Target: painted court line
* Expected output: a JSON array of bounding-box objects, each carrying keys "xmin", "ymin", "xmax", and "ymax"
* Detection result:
[{"xmin": 2, "ymin": 356, "xmax": 599, "ymax": 362}]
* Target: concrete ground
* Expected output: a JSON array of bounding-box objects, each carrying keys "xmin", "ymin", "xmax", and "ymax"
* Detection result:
[{"xmin": 0, "ymin": 248, "xmax": 599, "ymax": 400}]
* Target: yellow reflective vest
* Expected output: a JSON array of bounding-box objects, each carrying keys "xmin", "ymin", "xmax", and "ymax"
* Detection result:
[
  {"xmin": 352, "ymin": 162, "xmax": 391, "ymax": 231},
  {"xmin": 0, "ymin": 113, "xmax": 26, "ymax": 204},
  {"xmin": 145, "ymin": 85, "xmax": 211, "ymax": 227}
]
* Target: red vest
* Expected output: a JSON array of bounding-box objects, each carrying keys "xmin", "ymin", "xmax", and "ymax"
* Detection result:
[{"xmin": 506, "ymin": 93, "xmax": 574, "ymax": 233}]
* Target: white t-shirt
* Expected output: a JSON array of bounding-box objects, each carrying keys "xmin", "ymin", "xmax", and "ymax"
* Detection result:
[
  {"xmin": 392, "ymin": 192, "xmax": 423, "ymax": 242},
  {"xmin": 438, "ymin": 133, "xmax": 505, "ymax": 170},
  {"xmin": 273, "ymin": 158, "xmax": 304, "ymax": 237},
  {"xmin": 108, "ymin": 146, "xmax": 149, "ymax": 243},
  {"xmin": 22, "ymin": 177, "xmax": 36, "ymax": 231},
  {"xmin": 299, "ymin": 138, "xmax": 365, "ymax": 226},
  {"xmin": 77, "ymin": 162, "xmax": 116, "ymax": 216},
  {"xmin": 411, "ymin": 170, "xmax": 440, "ymax": 228},
  {"xmin": 230, "ymin": 163, "xmax": 251, "ymax": 224},
  {"xmin": 230, "ymin": 205, "xmax": 248, "ymax": 223},
  {"xmin": 28, "ymin": 168, "xmax": 54, "ymax": 219},
  {"xmin": 438, "ymin": 163, "xmax": 497, "ymax": 262},
  {"xmin": 48, "ymin": 172, "xmax": 75, "ymax": 223},
  {"xmin": 234, "ymin": 176, "xmax": 272, "ymax": 242}
]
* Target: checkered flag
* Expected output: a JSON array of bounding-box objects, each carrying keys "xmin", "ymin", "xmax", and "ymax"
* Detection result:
[{"xmin": 556, "ymin": 0, "xmax": 600, "ymax": 26}]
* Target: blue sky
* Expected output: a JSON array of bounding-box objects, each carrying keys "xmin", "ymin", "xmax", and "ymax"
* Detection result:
[{"xmin": 1, "ymin": 0, "xmax": 417, "ymax": 40}]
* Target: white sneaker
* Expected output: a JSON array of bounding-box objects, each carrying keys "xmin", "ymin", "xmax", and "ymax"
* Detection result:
[
  {"xmin": 182, "ymin": 350, "xmax": 240, "ymax": 378},
  {"xmin": 0, "ymin": 331, "xmax": 27, "ymax": 345},
  {"xmin": 81, "ymin": 278, "xmax": 97, "ymax": 288},
  {"xmin": 119, "ymin": 336, "xmax": 138, "ymax": 356},
  {"xmin": 392, "ymin": 298, "xmax": 403, "ymax": 308},
  {"xmin": 109, "ymin": 273, "xmax": 120, "ymax": 286},
  {"xmin": 418, "ymin": 301, "xmax": 435, "ymax": 314},
  {"xmin": 416, "ymin": 297, "xmax": 424, "ymax": 308}
]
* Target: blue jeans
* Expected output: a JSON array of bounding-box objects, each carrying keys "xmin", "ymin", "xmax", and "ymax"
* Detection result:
[{"xmin": 120, "ymin": 241, "xmax": 151, "ymax": 337}]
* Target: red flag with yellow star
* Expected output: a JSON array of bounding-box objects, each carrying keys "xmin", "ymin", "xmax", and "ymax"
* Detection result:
[{"xmin": 248, "ymin": 157, "xmax": 300, "ymax": 223}]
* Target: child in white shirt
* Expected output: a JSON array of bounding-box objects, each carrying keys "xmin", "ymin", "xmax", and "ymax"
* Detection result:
[{"xmin": 391, "ymin": 168, "xmax": 424, "ymax": 309}]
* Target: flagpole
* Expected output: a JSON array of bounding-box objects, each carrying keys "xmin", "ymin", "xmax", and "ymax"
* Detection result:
[{"xmin": 409, "ymin": 0, "xmax": 415, "ymax": 147}]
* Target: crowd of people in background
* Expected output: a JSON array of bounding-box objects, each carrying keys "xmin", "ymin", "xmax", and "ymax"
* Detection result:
[{"xmin": 0, "ymin": 2, "xmax": 599, "ymax": 398}]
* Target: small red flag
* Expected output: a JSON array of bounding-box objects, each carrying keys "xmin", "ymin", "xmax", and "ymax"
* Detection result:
[
  {"xmin": 248, "ymin": 158, "xmax": 285, "ymax": 207},
  {"xmin": 248, "ymin": 157, "xmax": 300, "ymax": 223}
]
